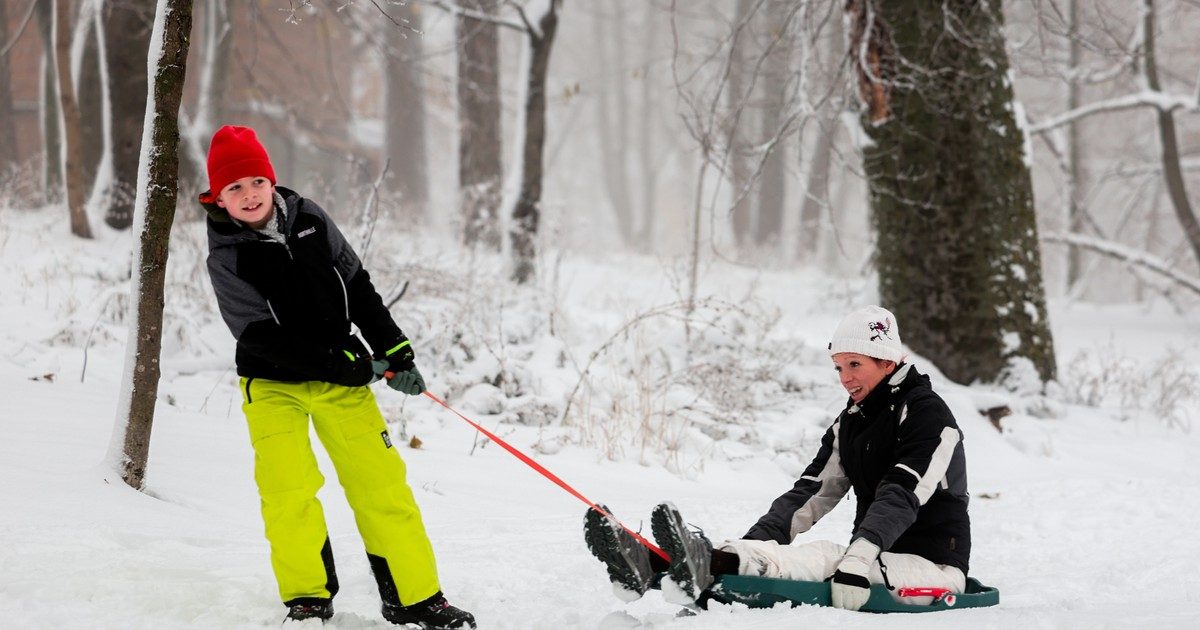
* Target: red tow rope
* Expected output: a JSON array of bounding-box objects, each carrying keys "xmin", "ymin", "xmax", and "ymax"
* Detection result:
[{"xmin": 422, "ymin": 390, "xmax": 670, "ymax": 563}]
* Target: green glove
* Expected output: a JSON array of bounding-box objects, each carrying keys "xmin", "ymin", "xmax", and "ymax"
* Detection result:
[
  {"xmin": 370, "ymin": 359, "xmax": 389, "ymax": 384},
  {"xmin": 386, "ymin": 365, "xmax": 426, "ymax": 396}
]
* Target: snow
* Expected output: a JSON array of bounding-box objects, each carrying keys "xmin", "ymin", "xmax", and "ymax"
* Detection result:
[{"xmin": 1, "ymin": 202, "xmax": 1199, "ymax": 629}]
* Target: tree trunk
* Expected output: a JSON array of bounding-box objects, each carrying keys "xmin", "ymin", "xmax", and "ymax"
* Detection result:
[
  {"xmin": 1142, "ymin": 0, "xmax": 1200, "ymax": 271},
  {"xmin": 456, "ymin": 0, "xmax": 503, "ymax": 249},
  {"xmin": 1064, "ymin": 0, "xmax": 1084, "ymax": 289},
  {"xmin": 634, "ymin": 0, "xmax": 658, "ymax": 251},
  {"xmin": 385, "ymin": 2, "xmax": 429, "ymax": 218},
  {"xmin": 727, "ymin": 0, "xmax": 754, "ymax": 247},
  {"xmin": 798, "ymin": 119, "xmax": 833, "ymax": 261},
  {"xmin": 852, "ymin": 0, "xmax": 1057, "ymax": 385},
  {"xmin": 510, "ymin": 1, "xmax": 562, "ymax": 285},
  {"xmin": 36, "ymin": 0, "xmax": 62, "ymax": 202},
  {"xmin": 109, "ymin": 0, "xmax": 193, "ymax": 490},
  {"xmin": 592, "ymin": 7, "xmax": 634, "ymax": 245},
  {"xmin": 754, "ymin": 0, "xmax": 789, "ymax": 248},
  {"xmin": 0, "ymin": 0, "xmax": 18, "ymax": 174},
  {"xmin": 102, "ymin": 0, "xmax": 154, "ymax": 229},
  {"xmin": 798, "ymin": 8, "xmax": 843, "ymax": 262},
  {"xmin": 54, "ymin": 0, "xmax": 92, "ymax": 237},
  {"xmin": 78, "ymin": 13, "xmax": 103, "ymax": 194}
]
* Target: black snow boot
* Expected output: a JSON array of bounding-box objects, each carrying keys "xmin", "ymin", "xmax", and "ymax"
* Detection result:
[
  {"xmin": 583, "ymin": 504, "xmax": 655, "ymax": 600},
  {"xmin": 285, "ymin": 599, "xmax": 334, "ymax": 622},
  {"xmin": 651, "ymin": 501, "xmax": 713, "ymax": 604},
  {"xmin": 381, "ymin": 592, "xmax": 476, "ymax": 629}
]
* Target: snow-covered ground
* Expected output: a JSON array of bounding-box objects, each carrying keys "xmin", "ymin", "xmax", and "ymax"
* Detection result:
[{"xmin": 1, "ymin": 204, "xmax": 1199, "ymax": 629}]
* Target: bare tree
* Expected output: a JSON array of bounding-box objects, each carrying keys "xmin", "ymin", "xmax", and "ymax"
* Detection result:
[
  {"xmin": 415, "ymin": 0, "xmax": 565, "ymax": 281},
  {"xmin": 457, "ymin": 0, "xmax": 503, "ymax": 248},
  {"xmin": 109, "ymin": 0, "xmax": 193, "ymax": 490},
  {"xmin": 102, "ymin": 0, "xmax": 154, "ymax": 229},
  {"xmin": 635, "ymin": 0, "xmax": 660, "ymax": 250},
  {"xmin": 726, "ymin": 0, "xmax": 755, "ymax": 247},
  {"xmin": 77, "ymin": 8, "xmax": 103, "ymax": 194},
  {"xmin": 1018, "ymin": 0, "xmax": 1200, "ymax": 294},
  {"xmin": 53, "ymin": 0, "xmax": 91, "ymax": 237},
  {"xmin": 0, "ymin": 0, "xmax": 19, "ymax": 174},
  {"xmin": 753, "ymin": 0, "xmax": 791, "ymax": 247},
  {"xmin": 509, "ymin": 0, "xmax": 563, "ymax": 284},
  {"xmin": 797, "ymin": 6, "xmax": 844, "ymax": 262},
  {"xmin": 851, "ymin": 0, "xmax": 1057, "ymax": 384},
  {"xmin": 592, "ymin": 5, "xmax": 635, "ymax": 245},
  {"xmin": 384, "ymin": 1, "xmax": 429, "ymax": 218},
  {"xmin": 1140, "ymin": 0, "xmax": 1200, "ymax": 270},
  {"xmin": 35, "ymin": 0, "xmax": 61, "ymax": 201}
]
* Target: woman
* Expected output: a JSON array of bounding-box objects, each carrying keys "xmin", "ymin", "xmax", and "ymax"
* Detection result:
[{"xmin": 585, "ymin": 305, "xmax": 970, "ymax": 611}]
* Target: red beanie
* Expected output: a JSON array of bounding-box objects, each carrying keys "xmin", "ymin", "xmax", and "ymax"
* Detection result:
[{"xmin": 206, "ymin": 125, "xmax": 277, "ymax": 195}]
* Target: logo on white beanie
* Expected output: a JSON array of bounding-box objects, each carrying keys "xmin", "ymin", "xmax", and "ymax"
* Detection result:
[{"xmin": 828, "ymin": 305, "xmax": 904, "ymax": 363}]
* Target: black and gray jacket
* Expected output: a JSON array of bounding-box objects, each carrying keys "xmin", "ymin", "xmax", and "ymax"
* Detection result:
[
  {"xmin": 203, "ymin": 186, "xmax": 407, "ymax": 383},
  {"xmin": 744, "ymin": 363, "xmax": 971, "ymax": 574}
]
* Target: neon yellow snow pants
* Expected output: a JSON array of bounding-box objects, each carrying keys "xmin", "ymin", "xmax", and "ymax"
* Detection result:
[{"xmin": 240, "ymin": 377, "xmax": 440, "ymax": 606}]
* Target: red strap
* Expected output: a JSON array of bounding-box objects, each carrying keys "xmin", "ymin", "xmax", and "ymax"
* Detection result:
[
  {"xmin": 423, "ymin": 391, "xmax": 670, "ymax": 563},
  {"xmin": 896, "ymin": 587, "xmax": 953, "ymax": 599}
]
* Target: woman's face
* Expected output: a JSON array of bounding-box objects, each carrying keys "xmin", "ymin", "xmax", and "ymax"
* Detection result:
[{"xmin": 832, "ymin": 352, "xmax": 895, "ymax": 403}]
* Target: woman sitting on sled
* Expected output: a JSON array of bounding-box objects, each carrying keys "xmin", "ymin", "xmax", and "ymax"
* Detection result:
[{"xmin": 584, "ymin": 305, "xmax": 970, "ymax": 611}]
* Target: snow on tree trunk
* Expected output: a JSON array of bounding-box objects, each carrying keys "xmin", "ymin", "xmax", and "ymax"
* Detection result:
[
  {"xmin": 509, "ymin": 0, "xmax": 562, "ymax": 285},
  {"xmin": 457, "ymin": 0, "xmax": 503, "ymax": 249},
  {"xmin": 385, "ymin": 2, "xmax": 429, "ymax": 218},
  {"xmin": 54, "ymin": 0, "xmax": 92, "ymax": 238},
  {"xmin": 108, "ymin": 0, "xmax": 193, "ymax": 491},
  {"xmin": 102, "ymin": 0, "xmax": 154, "ymax": 230},
  {"xmin": 851, "ymin": 0, "xmax": 1057, "ymax": 385}
]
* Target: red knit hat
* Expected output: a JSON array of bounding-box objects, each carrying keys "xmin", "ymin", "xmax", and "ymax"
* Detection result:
[{"xmin": 206, "ymin": 125, "xmax": 277, "ymax": 195}]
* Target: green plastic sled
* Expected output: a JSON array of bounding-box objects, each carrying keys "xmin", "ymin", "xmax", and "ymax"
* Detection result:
[{"xmin": 700, "ymin": 576, "xmax": 999, "ymax": 613}]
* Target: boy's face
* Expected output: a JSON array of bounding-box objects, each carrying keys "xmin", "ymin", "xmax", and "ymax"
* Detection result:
[{"xmin": 216, "ymin": 176, "xmax": 275, "ymax": 229}]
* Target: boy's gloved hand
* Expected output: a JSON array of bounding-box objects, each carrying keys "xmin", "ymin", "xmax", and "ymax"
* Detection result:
[
  {"xmin": 831, "ymin": 538, "xmax": 879, "ymax": 611},
  {"xmin": 386, "ymin": 365, "xmax": 426, "ymax": 395},
  {"xmin": 370, "ymin": 360, "xmax": 390, "ymax": 383},
  {"xmin": 379, "ymin": 336, "xmax": 426, "ymax": 396},
  {"xmin": 326, "ymin": 350, "xmax": 377, "ymax": 387}
]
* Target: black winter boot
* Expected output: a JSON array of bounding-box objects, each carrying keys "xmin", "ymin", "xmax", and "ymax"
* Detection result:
[
  {"xmin": 583, "ymin": 504, "xmax": 656, "ymax": 600},
  {"xmin": 381, "ymin": 592, "xmax": 476, "ymax": 629},
  {"xmin": 651, "ymin": 501, "xmax": 713, "ymax": 604},
  {"xmin": 285, "ymin": 599, "xmax": 334, "ymax": 622}
]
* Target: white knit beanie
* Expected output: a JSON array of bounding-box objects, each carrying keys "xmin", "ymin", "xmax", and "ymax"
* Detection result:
[{"xmin": 828, "ymin": 305, "xmax": 904, "ymax": 362}]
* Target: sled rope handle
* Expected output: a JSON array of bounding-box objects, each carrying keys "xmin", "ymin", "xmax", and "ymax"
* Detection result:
[{"xmin": 422, "ymin": 391, "xmax": 671, "ymax": 563}]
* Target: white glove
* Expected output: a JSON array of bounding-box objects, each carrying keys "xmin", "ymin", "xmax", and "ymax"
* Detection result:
[{"xmin": 831, "ymin": 538, "xmax": 880, "ymax": 611}]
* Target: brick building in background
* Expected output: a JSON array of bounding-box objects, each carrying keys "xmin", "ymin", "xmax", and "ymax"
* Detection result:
[{"xmin": 1, "ymin": 1, "xmax": 398, "ymax": 213}]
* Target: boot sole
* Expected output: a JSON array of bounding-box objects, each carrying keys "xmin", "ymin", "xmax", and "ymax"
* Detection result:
[
  {"xmin": 584, "ymin": 506, "xmax": 650, "ymax": 597},
  {"xmin": 651, "ymin": 502, "xmax": 710, "ymax": 602}
]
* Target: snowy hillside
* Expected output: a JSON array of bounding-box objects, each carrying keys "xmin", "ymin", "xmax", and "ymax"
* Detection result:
[{"xmin": 1, "ymin": 204, "xmax": 1199, "ymax": 629}]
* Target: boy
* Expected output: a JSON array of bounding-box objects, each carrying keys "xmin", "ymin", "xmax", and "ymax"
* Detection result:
[
  {"xmin": 202, "ymin": 125, "xmax": 474, "ymax": 628},
  {"xmin": 586, "ymin": 306, "xmax": 970, "ymax": 611}
]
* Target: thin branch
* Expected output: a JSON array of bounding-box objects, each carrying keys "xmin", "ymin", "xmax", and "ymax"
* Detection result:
[
  {"xmin": 368, "ymin": 0, "xmax": 423, "ymax": 35},
  {"xmin": 0, "ymin": 0, "xmax": 37, "ymax": 57},
  {"xmin": 1043, "ymin": 232, "xmax": 1200, "ymax": 296},
  {"xmin": 1027, "ymin": 91, "xmax": 1198, "ymax": 134},
  {"xmin": 415, "ymin": 0, "xmax": 525, "ymax": 32},
  {"xmin": 356, "ymin": 159, "xmax": 391, "ymax": 262}
]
